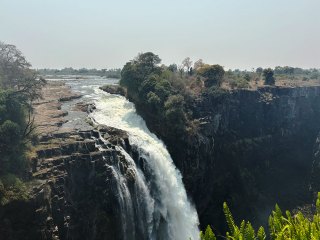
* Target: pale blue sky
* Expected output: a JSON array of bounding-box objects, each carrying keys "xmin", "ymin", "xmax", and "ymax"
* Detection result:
[{"xmin": 1, "ymin": 0, "xmax": 319, "ymax": 70}]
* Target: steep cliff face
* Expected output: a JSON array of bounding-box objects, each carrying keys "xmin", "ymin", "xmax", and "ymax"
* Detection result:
[
  {"xmin": 197, "ymin": 86, "xmax": 320, "ymax": 230},
  {"xmin": 136, "ymin": 86, "xmax": 320, "ymax": 232},
  {"xmin": 0, "ymin": 128, "xmax": 135, "ymax": 240}
]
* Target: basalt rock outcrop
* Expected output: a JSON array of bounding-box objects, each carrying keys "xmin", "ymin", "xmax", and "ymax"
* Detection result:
[
  {"xmin": 132, "ymin": 85, "xmax": 320, "ymax": 232},
  {"xmin": 99, "ymin": 85, "xmax": 126, "ymax": 97},
  {"xmin": 0, "ymin": 126, "xmax": 136, "ymax": 240}
]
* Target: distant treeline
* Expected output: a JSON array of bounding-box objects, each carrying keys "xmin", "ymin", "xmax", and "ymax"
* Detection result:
[{"xmin": 37, "ymin": 67, "xmax": 121, "ymax": 79}]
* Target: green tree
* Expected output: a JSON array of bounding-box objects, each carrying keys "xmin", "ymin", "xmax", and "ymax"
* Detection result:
[
  {"xmin": 168, "ymin": 64, "xmax": 178, "ymax": 72},
  {"xmin": 0, "ymin": 42, "xmax": 46, "ymax": 101},
  {"xmin": 263, "ymin": 68, "xmax": 275, "ymax": 85},
  {"xmin": 120, "ymin": 52, "xmax": 162, "ymax": 101},
  {"xmin": 0, "ymin": 42, "xmax": 43, "ymax": 176},
  {"xmin": 146, "ymin": 91, "xmax": 161, "ymax": 111},
  {"xmin": 164, "ymin": 94, "xmax": 186, "ymax": 132},
  {"xmin": 256, "ymin": 67, "xmax": 263, "ymax": 75},
  {"xmin": 197, "ymin": 64, "xmax": 225, "ymax": 87},
  {"xmin": 244, "ymin": 73, "xmax": 251, "ymax": 81},
  {"xmin": 120, "ymin": 62, "xmax": 141, "ymax": 98},
  {"xmin": 194, "ymin": 59, "xmax": 204, "ymax": 71},
  {"xmin": 182, "ymin": 57, "xmax": 193, "ymax": 73},
  {"xmin": 136, "ymin": 52, "xmax": 161, "ymax": 69}
]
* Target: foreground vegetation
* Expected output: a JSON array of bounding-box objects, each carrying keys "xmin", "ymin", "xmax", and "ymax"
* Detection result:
[
  {"xmin": 0, "ymin": 41, "xmax": 44, "ymax": 205},
  {"xmin": 201, "ymin": 193, "xmax": 320, "ymax": 240}
]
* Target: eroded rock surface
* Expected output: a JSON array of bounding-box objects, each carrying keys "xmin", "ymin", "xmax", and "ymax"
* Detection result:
[{"xmin": 28, "ymin": 128, "xmax": 132, "ymax": 240}]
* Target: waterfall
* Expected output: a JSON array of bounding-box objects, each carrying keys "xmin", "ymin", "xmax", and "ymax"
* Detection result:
[{"xmin": 91, "ymin": 90, "xmax": 200, "ymax": 240}]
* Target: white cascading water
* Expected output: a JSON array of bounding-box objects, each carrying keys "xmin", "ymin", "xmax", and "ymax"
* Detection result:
[{"xmin": 91, "ymin": 89, "xmax": 200, "ymax": 240}]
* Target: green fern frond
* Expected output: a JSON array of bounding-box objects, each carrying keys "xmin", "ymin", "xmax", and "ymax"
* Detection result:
[
  {"xmin": 223, "ymin": 202, "xmax": 236, "ymax": 235},
  {"xmin": 244, "ymin": 222, "xmax": 255, "ymax": 240},
  {"xmin": 257, "ymin": 226, "xmax": 266, "ymax": 240}
]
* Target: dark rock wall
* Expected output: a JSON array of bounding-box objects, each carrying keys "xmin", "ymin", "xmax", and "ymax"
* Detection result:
[
  {"xmin": 0, "ymin": 129, "xmax": 131, "ymax": 240},
  {"xmin": 136, "ymin": 86, "xmax": 320, "ymax": 233},
  {"xmin": 197, "ymin": 87, "xmax": 320, "ymax": 231}
]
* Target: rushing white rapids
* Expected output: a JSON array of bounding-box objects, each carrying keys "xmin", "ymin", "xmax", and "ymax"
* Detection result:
[{"xmin": 91, "ymin": 89, "xmax": 200, "ymax": 240}]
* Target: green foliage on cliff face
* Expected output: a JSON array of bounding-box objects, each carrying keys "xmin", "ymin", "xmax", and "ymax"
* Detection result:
[
  {"xmin": 120, "ymin": 52, "xmax": 162, "ymax": 101},
  {"xmin": 201, "ymin": 193, "xmax": 320, "ymax": 240},
  {"xmin": 0, "ymin": 87, "xmax": 29, "ymax": 176},
  {"xmin": 164, "ymin": 94, "xmax": 187, "ymax": 132},
  {"xmin": 120, "ymin": 52, "xmax": 198, "ymax": 135}
]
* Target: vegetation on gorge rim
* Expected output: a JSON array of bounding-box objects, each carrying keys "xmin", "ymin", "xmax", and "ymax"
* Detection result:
[
  {"xmin": 118, "ymin": 52, "xmax": 320, "ymax": 144},
  {"xmin": 0, "ymin": 41, "xmax": 45, "ymax": 205},
  {"xmin": 119, "ymin": 52, "xmax": 230, "ymax": 140}
]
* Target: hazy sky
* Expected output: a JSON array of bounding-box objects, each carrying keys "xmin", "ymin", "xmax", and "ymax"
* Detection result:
[{"xmin": 1, "ymin": 0, "xmax": 320, "ymax": 70}]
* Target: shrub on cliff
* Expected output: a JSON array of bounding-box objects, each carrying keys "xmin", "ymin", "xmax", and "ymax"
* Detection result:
[
  {"xmin": 0, "ymin": 174, "xmax": 29, "ymax": 206},
  {"xmin": 164, "ymin": 94, "xmax": 186, "ymax": 132},
  {"xmin": 197, "ymin": 64, "xmax": 225, "ymax": 88},
  {"xmin": 263, "ymin": 68, "xmax": 275, "ymax": 85},
  {"xmin": 204, "ymin": 86, "xmax": 228, "ymax": 102},
  {"xmin": 229, "ymin": 78, "xmax": 250, "ymax": 89},
  {"xmin": 0, "ymin": 90, "xmax": 29, "ymax": 175}
]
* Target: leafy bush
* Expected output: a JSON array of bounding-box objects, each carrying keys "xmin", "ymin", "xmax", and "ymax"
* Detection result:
[
  {"xmin": 204, "ymin": 86, "xmax": 228, "ymax": 101},
  {"xmin": 164, "ymin": 94, "xmax": 186, "ymax": 132},
  {"xmin": 268, "ymin": 198, "xmax": 320, "ymax": 240},
  {"xmin": 201, "ymin": 193, "xmax": 320, "ymax": 240},
  {"xmin": 197, "ymin": 64, "xmax": 225, "ymax": 87},
  {"xmin": 263, "ymin": 68, "xmax": 275, "ymax": 85},
  {"xmin": 229, "ymin": 78, "xmax": 250, "ymax": 89},
  {"xmin": 0, "ymin": 174, "xmax": 29, "ymax": 205},
  {"xmin": 146, "ymin": 91, "xmax": 161, "ymax": 111}
]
